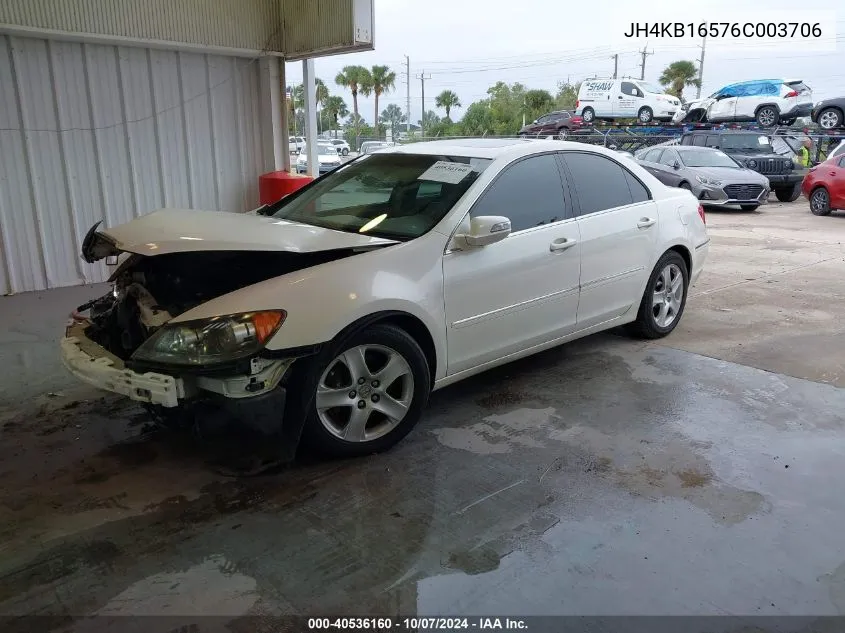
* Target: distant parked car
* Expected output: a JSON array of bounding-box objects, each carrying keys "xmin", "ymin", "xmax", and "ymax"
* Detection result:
[
  {"xmin": 674, "ymin": 79, "xmax": 813, "ymax": 127},
  {"xmin": 518, "ymin": 111, "xmax": 584, "ymax": 136},
  {"xmin": 359, "ymin": 141, "xmax": 394, "ymax": 154},
  {"xmin": 811, "ymin": 97, "xmax": 845, "ymax": 131},
  {"xmin": 678, "ymin": 130, "xmax": 803, "ymax": 202},
  {"xmin": 802, "ymin": 153, "xmax": 845, "ymax": 216},
  {"xmin": 289, "ymin": 136, "xmax": 306, "ymax": 154},
  {"xmin": 330, "ymin": 138, "xmax": 351, "ymax": 156},
  {"xmin": 295, "ymin": 143, "xmax": 342, "ymax": 174},
  {"xmin": 636, "ymin": 145, "xmax": 770, "ymax": 211}
]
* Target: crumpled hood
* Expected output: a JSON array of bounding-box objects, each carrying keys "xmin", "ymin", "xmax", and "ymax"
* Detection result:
[{"xmin": 82, "ymin": 208, "xmax": 397, "ymax": 262}]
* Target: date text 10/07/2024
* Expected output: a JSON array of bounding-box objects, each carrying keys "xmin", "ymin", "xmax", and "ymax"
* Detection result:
[
  {"xmin": 623, "ymin": 22, "xmax": 823, "ymax": 38},
  {"xmin": 307, "ymin": 617, "xmax": 529, "ymax": 630}
]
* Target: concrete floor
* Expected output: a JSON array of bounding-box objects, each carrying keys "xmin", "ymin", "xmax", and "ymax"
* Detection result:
[{"xmin": 1, "ymin": 198, "xmax": 844, "ymax": 627}]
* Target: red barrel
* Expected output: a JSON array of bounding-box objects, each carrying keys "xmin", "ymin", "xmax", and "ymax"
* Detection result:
[{"xmin": 258, "ymin": 171, "xmax": 313, "ymax": 205}]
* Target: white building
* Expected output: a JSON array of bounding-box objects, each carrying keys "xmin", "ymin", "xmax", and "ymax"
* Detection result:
[{"xmin": 0, "ymin": 0, "xmax": 374, "ymax": 294}]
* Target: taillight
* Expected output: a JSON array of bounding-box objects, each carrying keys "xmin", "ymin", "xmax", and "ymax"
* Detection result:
[
  {"xmin": 784, "ymin": 90, "xmax": 798, "ymax": 98},
  {"xmin": 698, "ymin": 204, "xmax": 706, "ymax": 225}
]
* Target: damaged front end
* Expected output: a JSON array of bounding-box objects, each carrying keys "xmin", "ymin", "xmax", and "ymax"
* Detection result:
[{"xmin": 63, "ymin": 221, "xmax": 380, "ymax": 461}]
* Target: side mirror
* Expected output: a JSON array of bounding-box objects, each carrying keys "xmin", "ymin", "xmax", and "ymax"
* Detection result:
[
  {"xmin": 532, "ymin": 120, "xmax": 538, "ymax": 124},
  {"xmin": 673, "ymin": 161, "xmax": 681, "ymax": 170},
  {"xmin": 457, "ymin": 216, "xmax": 511, "ymax": 248}
]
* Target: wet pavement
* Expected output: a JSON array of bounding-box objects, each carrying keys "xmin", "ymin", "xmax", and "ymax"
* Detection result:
[{"xmin": 1, "ymin": 199, "xmax": 844, "ymax": 627}]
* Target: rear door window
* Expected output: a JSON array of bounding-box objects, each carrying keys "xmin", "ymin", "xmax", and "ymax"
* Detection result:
[
  {"xmin": 692, "ymin": 135, "xmax": 707, "ymax": 147},
  {"xmin": 562, "ymin": 152, "xmax": 635, "ymax": 216},
  {"xmin": 705, "ymin": 136, "xmax": 720, "ymax": 148}
]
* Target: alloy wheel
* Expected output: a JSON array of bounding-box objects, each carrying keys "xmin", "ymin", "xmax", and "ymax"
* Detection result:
[
  {"xmin": 757, "ymin": 107, "xmax": 776, "ymax": 127},
  {"xmin": 811, "ymin": 189, "xmax": 830, "ymax": 215},
  {"xmin": 315, "ymin": 344, "xmax": 415, "ymax": 442},
  {"xmin": 819, "ymin": 110, "xmax": 841, "ymax": 130},
  {"xmin": 651, "ymin": 263, "xmax": 684, "ymax": 328}
]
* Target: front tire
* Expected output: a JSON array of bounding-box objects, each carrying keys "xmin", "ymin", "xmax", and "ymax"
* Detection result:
[
  {"xmin": 810, "ymin": 187, "xmax": 832, "ymax": 216},
  {"xmin": 817, "ymin": 108, "xmax": 843, "ymax": 131},
  {"xmin": 774, "ymin": 184, "xmax": 801, "ymax": 203},
  {"xmin": 756, "ymin": 106, "xmax": 779, "ymax": 127},
  {"xmin": 638, "ymin": 106, "xmax": 654, "ymax": 123},
  {"xmin": 342, "ymin": 148, "xmax": 349, "ymax": 156},
  {"xmin": 581, "ymin": 107, "xmax": 595, "ymax": 123},
  {"xmin": 301, "ymin": 324, "xmax": 431, "ymax": 458},
  {"xmin": 629, "ymin": 251, "xmax": 689, "ymax": 339},
  {"xmin": 679, "ymin": 182, "xmax": 692, "ymax": 191}
]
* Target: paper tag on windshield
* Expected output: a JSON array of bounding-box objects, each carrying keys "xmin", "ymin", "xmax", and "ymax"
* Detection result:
[
  {"xmin": 758, "ymin": 136, "xmax": 770, "ymax": 145},
  {"xmin": 418, "ymin": 161, "xmax": 474, "ymax": 184}
]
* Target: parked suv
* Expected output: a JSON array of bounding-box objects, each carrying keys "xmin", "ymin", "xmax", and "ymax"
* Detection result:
[
  {"xmin": 518, "ymin": 111, "xmax": 583, "ymax": 136},
  {"xmin": 679, "ymin": 130, "xmax": 804, "ymax": 202},
  {"xmin": 674, "ymin": 79, "xmax": 813, "ymax": 128}
]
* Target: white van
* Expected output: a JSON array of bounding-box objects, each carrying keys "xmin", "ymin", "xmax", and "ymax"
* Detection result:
[{"xmin": 576, "ymin": 79, "xmax": 681, "ymax": 124}]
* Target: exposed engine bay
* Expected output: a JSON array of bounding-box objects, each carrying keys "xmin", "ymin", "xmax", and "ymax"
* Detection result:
[{"xmin": 79, "ymin": 249, "xmax": 363, "ymax": 361}]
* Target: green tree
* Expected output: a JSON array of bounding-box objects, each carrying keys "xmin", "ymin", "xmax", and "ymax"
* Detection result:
[
  {"xmin": 658, "ymin": 61, "xmax": 700, "ymax": 102},
  {"xmin": 434, "ymin": 90, "xmax": 462, "ymax": 120},
  {"xmin": 323, "ymin": 95, "xmax": 349, "ymax": 137},
  {"xmin": 419, "ymin": 110, "xmax": 441, "ymax": 136},
  {"xmin": 458, "ymin": 100, "xmax": 494, "ymax": 135},
  {"xmin": 343, "ymin": 113, "xmax": 374, "ymax": 148},
  {"xmin": 369, "ymin": 65, "xmax": 396, "ymax": 138},
  {"xmin": 380, "ymin": 103, "xmax": 406, "ymax": 139},
  {"xmin": 554, "ymin": 81, "xmax": 580, "ymax": 111},
  {"xmin": 335, "ymin": 66, "xmax": 372, "ymax": 144}
]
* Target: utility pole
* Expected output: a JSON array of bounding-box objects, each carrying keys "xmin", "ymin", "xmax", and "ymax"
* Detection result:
[
  {"xmin": 404, "ymin": 54, "xmax": 411, "ymax": 135},
  {"xmin": 638, "ymin": 45, "xmax": 653, "ymax": 80},
  {"xmin": 612, "ymin": 54, "xmax": 618, "ymax": 79},
  {"xmin": 696, "ymin": 34, "xmax": 707, "ymax": 99},
  {"xmin": 417, "ymin": 70, "xmax": 431, "ymax": 136}
]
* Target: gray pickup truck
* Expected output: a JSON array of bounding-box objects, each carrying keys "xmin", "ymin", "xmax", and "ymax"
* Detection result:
[{"xmin": 678, "ymin": 130, "xmax": 805, "ymax": 202}]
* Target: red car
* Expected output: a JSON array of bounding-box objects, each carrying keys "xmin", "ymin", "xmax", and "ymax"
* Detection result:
[
  {"xmin": 518, "ymin": 111, "xmax": 584, "ymax": 137},
  {"xmin": 802, "ymin": 153, "xmax": 845, "ymax": 216}
]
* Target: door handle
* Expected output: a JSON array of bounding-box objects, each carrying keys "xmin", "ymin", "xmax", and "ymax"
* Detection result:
[
  {"xmin": 550, "ymin": 237, "xmax": 578, "ymax": 252},
  {"xmin": 637, "ymin": 217, "xmax": 657, "ymax": 229}
]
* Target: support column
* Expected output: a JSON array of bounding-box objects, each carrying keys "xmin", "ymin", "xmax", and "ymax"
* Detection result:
[
  {"xmin": 258, "ymin": 55, "xmax": 285, "ymax": 172},
  {"xmin": 303, "ymin": 58, "xmax": 318, "ymax": 178},
  {"xmin": 279, "ymin": 60, "xmax": 290, "ymax": 171}
]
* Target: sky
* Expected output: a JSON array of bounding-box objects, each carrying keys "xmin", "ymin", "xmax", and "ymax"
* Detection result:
[{"xmin": 283, "ymin": 0, "xmax": 843, "ymax": 126}]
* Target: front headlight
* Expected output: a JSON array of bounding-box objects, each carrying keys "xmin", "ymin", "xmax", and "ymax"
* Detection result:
[
  {"xmin": 696, "ymin": 175, "xmax": 722, "ymax": 186},
  {"xmin": 746, "ymin": 160, "xmax": 757, "ymax": 169},
  {"xmin": 132, "ymin": 311, "xmax": 286, "ymax": 366}
]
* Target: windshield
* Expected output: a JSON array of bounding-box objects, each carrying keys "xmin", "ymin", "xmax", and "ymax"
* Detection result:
[
  {"xmin": 636, "ymin": 81, "xmax": 664, "ymax": 95},
  {"xmin": 271, "ymin": 153, "xmax": 492, "ymax": 240},
  {"xmin": 679, "ymin": 149, "xmax": 739, "ymax": 168},
  {"xmin": 719, "ymin": 134, "xmax": 774, "ymax": 153},
  {"xmin": 301, "ymin": 145, "xmax": 338, "ymax": 156}
]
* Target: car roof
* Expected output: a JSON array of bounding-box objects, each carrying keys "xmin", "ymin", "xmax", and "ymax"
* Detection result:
[
  {"xmin": 384, "ymin": 138, "xmax": 624, "ymax": 160},
  {"xmin": 685, "ymin": 129, "xmax": 765, "ymax": 134}
]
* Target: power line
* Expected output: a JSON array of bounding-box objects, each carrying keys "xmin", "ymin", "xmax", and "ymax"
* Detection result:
[
  {"xmin": 417, "ymin": 70, "xmax": 431, "ymax": 134},
  {"xmin": 638, "ymin": 45, "xmax": 654, "ymax": 80}
]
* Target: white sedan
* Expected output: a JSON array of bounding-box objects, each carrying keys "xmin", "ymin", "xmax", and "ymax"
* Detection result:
[{"xmin": 63, "ymin": 139, "xmax": 709, "ymax": 458}]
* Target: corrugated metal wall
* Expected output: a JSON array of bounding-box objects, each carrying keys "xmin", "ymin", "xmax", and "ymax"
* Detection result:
[
  {"xmin": 0, "ymin": 0, "xmax": 285, "ymax": 53},
  {"xmin": 0, "ymin": 34, "xmax": 272, "ymax": 294}
]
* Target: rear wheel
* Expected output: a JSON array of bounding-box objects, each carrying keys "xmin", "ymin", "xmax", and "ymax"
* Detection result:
[
  {"xmin": 629, "ymin": 251, "xmax": 689, "ymax": 339},
  {"xmin": 775, "ymin": 184, "xmax": 801, "ymax": 203},
  {"xmin": 638, "ymin": 107, "xmax": 654, "ymax": 123},
  {"xmin": 810, "ymin": 187, "xmax": 832, "ymax": 216},
  {"xmin": 301, "ymin": 324, "xmax": 431, "ymax": 458},
  {"xmin": 581, "ymin": 107, "xmax": 595, "ymax": 123},
  {"xmin": 740, "ymin": 204, "xmax": 760, "ymax": 211},
  {"xmin": 756, "ymin": 106, "xmax": 779, "ymax": 127}
]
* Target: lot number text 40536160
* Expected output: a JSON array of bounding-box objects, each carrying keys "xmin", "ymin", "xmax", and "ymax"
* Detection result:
[{"xmin": 623, "ymin": 22, "xmax": 823, "ymax": 38}]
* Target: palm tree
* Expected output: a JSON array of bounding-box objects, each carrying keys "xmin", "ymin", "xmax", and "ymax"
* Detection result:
[
  {"xmin": 435, "ymin": 90, "xmax": 462, "ymax": 120},
  {"xmin": 658, "ymin": 61, "xmax": 700, "ymax": 102},
  {"xmin": 335, "ymin": 65, "xmax": 372, "ymax": 145},
  {"xmin": 323, "ymin": 96, "xmax": 349, "ymax": 137},
  {"xmin": 370, "ymin": 65, "xmax": 396, "ymax": 137},
  {"xmin": 380, "ymin": 103, "xmax": 406, "ymax": 139}
]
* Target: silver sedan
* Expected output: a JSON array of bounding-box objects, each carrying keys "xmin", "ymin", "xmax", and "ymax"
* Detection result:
[{"xmin": 636, "ymin": 145, "xmax": 771, "ymax": 211}]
